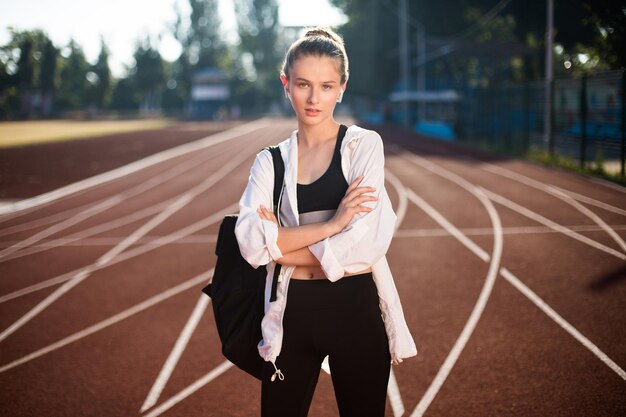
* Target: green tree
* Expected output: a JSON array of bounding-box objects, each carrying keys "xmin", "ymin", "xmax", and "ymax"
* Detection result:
[
  {"xmin": 0, "ymin": 29, "xmax": 54, "ymax": 117},
  {"xmin": 57, "ymin": 40, "xmax": 90, "ymax": 111},
  {"xmin": 39, "ymin": 38, "xmax": 58, "ymax": 116},
  {"xmin": 132, "ymin": 37, "xmax": 165, "ymax": 113},
  {"xmin": 235, "ymin": 0, "xmax": 282, "ymax": 112},
  {"xmin": 86, "ymin": 37, "xmax": 112, "ymax": 111},
  {"xmin": 169, "ymin": 0, "xmax": 227, "ymax": 110}
]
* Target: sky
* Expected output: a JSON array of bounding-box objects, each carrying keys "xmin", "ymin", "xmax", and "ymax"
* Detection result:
[{"xmin": 0, "ymin": 0, "xmax": 347, "ymax": 77}]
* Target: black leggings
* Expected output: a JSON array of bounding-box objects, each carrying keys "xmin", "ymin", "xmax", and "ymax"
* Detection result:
[{"xmin": 261, "ymin": 273, "xmax": 391, "ymax": 417}]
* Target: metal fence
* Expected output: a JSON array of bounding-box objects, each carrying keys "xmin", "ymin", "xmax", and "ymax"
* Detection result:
[{"xmin": 457, "ymin": 70, "xmax": 626, "ymax": 177}]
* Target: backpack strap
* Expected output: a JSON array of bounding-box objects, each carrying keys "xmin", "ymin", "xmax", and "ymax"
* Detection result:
[{"xmin": 266, "ymin": 146, "xmax": 284, "ymax": 302}]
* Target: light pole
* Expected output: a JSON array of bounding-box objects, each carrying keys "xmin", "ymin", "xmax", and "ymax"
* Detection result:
[
  {"xmin": 544, "ymin": 0, "xmax": 554, "ymax": 151},
  {"xmin": 399, "ymin": 0, "xmax": 410, "ymax": 128}
]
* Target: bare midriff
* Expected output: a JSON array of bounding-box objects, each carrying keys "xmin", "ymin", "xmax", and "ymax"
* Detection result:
[{"xmin": 291, "ymin": 265, "xmax": 373, "ymax": 280}]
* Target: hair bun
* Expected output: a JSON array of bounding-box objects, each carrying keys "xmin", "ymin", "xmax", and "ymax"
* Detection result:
[{"xmin": 304, "ymin": 27, "xmax": 344, "ymax": 46}]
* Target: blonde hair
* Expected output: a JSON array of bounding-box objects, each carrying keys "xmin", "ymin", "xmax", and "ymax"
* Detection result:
[{"xmin": 281, "ymin": 27, "xmax": 349, "ymax": 84}]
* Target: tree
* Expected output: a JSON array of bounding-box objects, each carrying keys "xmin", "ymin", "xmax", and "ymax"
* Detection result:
[
  {"xmin": 86, "ymin": 37, "xmax": 113, "ymax": 111},
  {"xmin": 0, "ymin": 29, "xmax": 56, "ymax": 117},
  {"xmin": 57, "ymin": 40, "xmax": 90, "ymax": 111},
  {"xmin": 132, "ymin": 37, "xmax": 165, "ymax": 113},
  {"xmin": 169, "ymin": 0, "xmax": 227, "ymax": 111},
  {"xmin": 235, "ymin": 0, "xmax": 282, "ymax": 112}
]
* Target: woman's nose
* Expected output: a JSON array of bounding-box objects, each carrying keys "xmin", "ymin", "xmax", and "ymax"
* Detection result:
[{"xmin": 307, "ymin": 88, "xmax": 319, "ymax": 104}]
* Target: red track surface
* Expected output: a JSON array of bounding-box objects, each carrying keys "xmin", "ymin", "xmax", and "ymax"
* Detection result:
[{"xmin": 0, "ymin": 118, "xmax": 624, "ymax": 416}]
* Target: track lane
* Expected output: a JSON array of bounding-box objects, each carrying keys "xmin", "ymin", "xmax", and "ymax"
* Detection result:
[{"xmin": 1, "ymin": 119, "xmax": 625, "ymax": 416}]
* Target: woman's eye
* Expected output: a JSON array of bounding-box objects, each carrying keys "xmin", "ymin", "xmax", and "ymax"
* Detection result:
[
  {"xmin": 322, "ymin": 85, "xmax": 332, "ymax": 90},
  {"xmin": 298, "ymin": 83, "xmax": 309, "ymax": 88}
]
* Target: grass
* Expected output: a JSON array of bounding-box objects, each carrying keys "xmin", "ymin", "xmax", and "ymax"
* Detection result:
[
  {"xmin": 0, "ymin": 119, "xmax": 176, "ymax": 149},
  {"xmin": 456, "ymin": 134, "xmax": 625, "ymax": 187},
  {"xmin": 528, "ymin": 146, "xmax": 626, "ymax": 186}
]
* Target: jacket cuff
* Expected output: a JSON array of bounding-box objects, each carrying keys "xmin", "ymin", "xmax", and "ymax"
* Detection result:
[
  {"xmin": 262, "ymin": 220, "xmax": 283, "ymax": 261},
  {"xmin": 309, "ymin": 220, "xmax": 369, "ymax": 281},
  {"xmin": 309, "ymin": 239, "xmax": 343, "ymax": 281}
]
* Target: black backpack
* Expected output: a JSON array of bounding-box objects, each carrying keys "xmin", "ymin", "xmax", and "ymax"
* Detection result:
[{"xmin": 202, "ymin": 146, "xmax": 284, "ymax": 380}]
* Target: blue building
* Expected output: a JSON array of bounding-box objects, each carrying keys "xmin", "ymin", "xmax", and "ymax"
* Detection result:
[{"xmin": 190, "ymin": 68, "xmax": 230, "ymax": 119}]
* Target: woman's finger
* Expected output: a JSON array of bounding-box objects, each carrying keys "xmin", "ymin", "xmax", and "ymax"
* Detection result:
[
  {"xmin": 345, "ymin": 176, "xmax": 364, "ymax": 194},
  {"xmin": 345, "ymin": 186, "xmax": 377, "ymax": 203}
]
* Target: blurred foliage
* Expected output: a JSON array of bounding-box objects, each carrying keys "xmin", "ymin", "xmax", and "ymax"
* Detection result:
[
  {"xmin": 331, "ymin": 0, "xmax": 626, "ymax": 99},
  {"xmin": 1, "ymin": 0, "xmax": 624, "ymax": 120},
  {"xmin": 234, "ymin": 0, "xmax": 282, "ymax": 113}
]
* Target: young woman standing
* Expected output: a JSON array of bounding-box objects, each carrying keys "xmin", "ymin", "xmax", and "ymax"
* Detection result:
[{"xmin": 235, "ymin": 27, "xmax": 417, "ymax": 417}]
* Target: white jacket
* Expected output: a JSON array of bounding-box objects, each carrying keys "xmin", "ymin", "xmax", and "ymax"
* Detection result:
[{"xmin": 235, "ymin": 125, "xmax": 417, "ymax": 371}]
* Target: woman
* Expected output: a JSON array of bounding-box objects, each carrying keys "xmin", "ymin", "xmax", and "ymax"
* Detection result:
[{"xmin": 235, "ymin": 27, "xmax": 417, "ymax": 417}]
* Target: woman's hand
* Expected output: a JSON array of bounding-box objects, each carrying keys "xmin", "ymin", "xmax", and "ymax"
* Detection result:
[
  {"xmin": 257, "ymin": 205, "xmax": 278, "ymax": 225},
  {"xmin": 328, "ymin": 176, "xmax": 377, "ymax": 234}
]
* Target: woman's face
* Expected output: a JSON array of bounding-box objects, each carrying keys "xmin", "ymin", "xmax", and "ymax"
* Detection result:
[{"xmin": 282, "ymin": 55, "xmax": 346, "ymax": 127}]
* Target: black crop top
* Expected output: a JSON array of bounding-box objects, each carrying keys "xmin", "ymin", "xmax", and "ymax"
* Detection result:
[{"xmin": 297, "ymin": 125, "xmax": 349, "ymax": 224}]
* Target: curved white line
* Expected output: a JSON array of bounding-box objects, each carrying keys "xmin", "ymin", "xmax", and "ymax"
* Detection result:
[
  {"xmin": 482, "ymin": 189, "xmax": 626, "ymax": 260},
  {"xmin": 402, "ymin": 152, "xmax": 626, "ymax": 261},
  {"xmin": 385, "ymin": 169, "xmax": 408, "ymax": 230},
  {"xmin": 0, "ymin": 118, "xmax": 270, "ymax": 218},
  {"xmin": 409, "ymin": 186, "xmax": 503, "ymax": 416},
  {"xmin": 552, "ymin": 186, "xmax": 626, "ymax": 217},
  {"xmin": 384, "ymin": 168, "xmax": 409, "ymax": 417},
  {"xmin": 481, "ymin": 164, "xmax": 626, "ymax": 252}
]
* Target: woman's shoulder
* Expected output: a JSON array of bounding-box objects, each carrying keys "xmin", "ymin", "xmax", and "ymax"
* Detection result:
[{"xmin": 344, "ymin": 124, "xmax": 383, "ymax": 150}]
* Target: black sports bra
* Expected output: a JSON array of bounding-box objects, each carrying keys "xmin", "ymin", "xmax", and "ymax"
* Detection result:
[{"xmin": 297, "ymin": 125, "xmax": 349, "ymax": 222}]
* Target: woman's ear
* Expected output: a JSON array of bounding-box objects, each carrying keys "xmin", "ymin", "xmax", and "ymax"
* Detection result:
[
  {"xmin": 280, "ymin": 74, "xmax": 290, "ymax": 100},
  {"xmin": 337, "ymin": 82, "xmax": 347, "ymax": 103}
]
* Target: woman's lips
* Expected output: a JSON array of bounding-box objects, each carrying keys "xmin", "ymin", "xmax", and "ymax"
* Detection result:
[{"xmin": 305, "ymin": 108, "xmax": 321, "ymax": 116}]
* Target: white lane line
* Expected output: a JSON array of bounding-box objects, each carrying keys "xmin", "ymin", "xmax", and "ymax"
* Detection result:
[
  {"xmin": 0, "ymin": 205, "xmax": 84, "ymax": 237},
  {"xmin": 393, "ymin": 224, "xmax": 626, "ymax": 238},
  {"xmin": 384, "ymin": 169, "xmax": 409, "ymax": 417},
  {"xmin": 140, "ymin": 294, "xmax": 211, "ymax": 412},
  {"xmin": 0, "ymin": 148, "xmax": 251, "ymax": 342},
  {"xmin": 0, "ymin": 234, "xmax": 218, "ymax": 248},
  {"xmin": 0, "ymin": 203, "xmax": 236, "ymax": 305},
  {"xmin": 0, "ymin": 195, "xmax": 193, "ymax": 342},
  {"xmin": 483, "ymin": 189, "xmax": 626, "ymax": 260},
  {"xmin": 405, "ymin": 156, "xmax": 621, "ymax": 380},
  {"xmin": 589, "ymin": 176, "xmax": 626, "ymax": 194},
  {"xmin": 387, "ymin": 368, "xmax": 406, "ymax": 417},
  {"xmin": 400, "ymin": 153, "xmax": 626, "ymax": 383},
  {"xmin": 0, "ymin": 269, "xmax": 212, "ymax": 374},
  {"xmin": 408, "ymin": 187, "xmax": 503, "ymax": 417},
  {"xmin": 0, "ymin": 195, "xmax": 123, "ymax": 260},
  {"xmin": 400, "ymin": 152, "xmax": 626, "ymax": 261},
  {"xmin": 552, "ymin": 186, "xmax": 626, "ymax": 216},
  {"xmin": 500, "ymin": 267, "xmax": 626, "ymax": 381},
  {"xmin": 6, "ymin": 223, "xmax": 625, "ymax": 248},
  {"xmin": 0, "ymin": 118, "xmax": 270, "ymax": 218},
  {"xmin": 0, "ymin": 136, "xmax": 234, "ymax": 262},
  {"xmin": 0, "ymin": 200, "xmax": 171, "ymax": 262},
  {"xmin": 481, "ymin": 164, "xmax": 626, "ymax": 253},
  {"xmin": 406, "ymin": 190, "xmax": 489, "ymax": 262},
  {"xmin": 141, "ymin": 361, "xmax": 234, "ymax": 417},
  {"xmin": 386, "ymin": 169, "xmax": 408, "ymax": 229}
]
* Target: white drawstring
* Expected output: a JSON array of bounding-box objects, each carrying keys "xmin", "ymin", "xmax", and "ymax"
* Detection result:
[{"xmin": 270, "ymin": 361, "xmax": 285, "ymax": 382}]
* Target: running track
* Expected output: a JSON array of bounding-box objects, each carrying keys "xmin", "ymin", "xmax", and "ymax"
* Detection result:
[{"xmin": 0, "ymin": 118, "xmax": 625, "ymax": 416}]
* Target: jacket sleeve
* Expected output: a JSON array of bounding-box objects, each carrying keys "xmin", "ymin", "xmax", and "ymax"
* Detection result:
[
  {"xmin": 235, "ymin": 150, "xmax": 283, "ymax": 268},
  {"xmin": 308, "ymin": 130, "xmax": 397, "ymax": 281}
]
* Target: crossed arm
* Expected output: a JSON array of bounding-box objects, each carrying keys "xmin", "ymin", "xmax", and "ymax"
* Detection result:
[{"xmin": 256, "ymin": 176, "xmax": 377, "ymax": 266}]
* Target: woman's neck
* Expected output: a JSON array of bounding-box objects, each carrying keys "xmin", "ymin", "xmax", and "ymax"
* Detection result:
[{"xmin": 297, "ymin": 120, "xmax": 340, "ymax": 148}]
